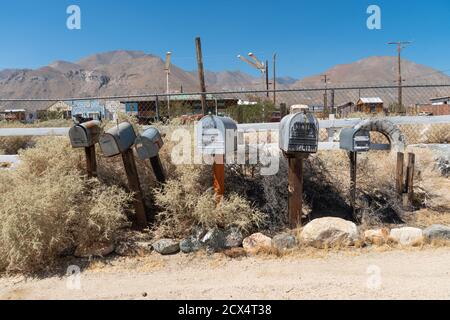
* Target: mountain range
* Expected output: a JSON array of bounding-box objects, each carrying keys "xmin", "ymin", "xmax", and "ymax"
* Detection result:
[{"xmin": 0, "ymin": 50, "xmax": 449, "ymax": 107}]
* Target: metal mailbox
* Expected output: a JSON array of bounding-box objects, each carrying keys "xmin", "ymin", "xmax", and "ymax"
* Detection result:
[
  {"xmin": 340, "ymin": 128, "xmax": 371, "ymax": 152},
  {"xmin": 197, "ymin": 115, "xmax": 238, "ymax": 155},
  {"xmin": 99, "ymin": 122, "xmax": 137, "ymax": 157},
  {"xmin": 69, "ymin": 120, "xmax": 102, "ymax": 148},
  {"xmin": 135, "ymin": 128, "xmax": 164, "ymax": 160},
  {"xmin": 279, "ymin": 112, "xmax": 319, "ymax": 155}
]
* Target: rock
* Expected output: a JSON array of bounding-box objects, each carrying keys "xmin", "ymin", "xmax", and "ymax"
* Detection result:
[
  {"xmin": 272, "ymin": 233, "xmax": 297, "ymax": 250},
  {"xmin": 423, "ymin": 225, "xmax": 450, "ymax": 241},
  {"xmin": 242, "ymin": 233, "xmax": 272, "ymax": 250},
  {"xmin": 364, "ymin": 228, "xmax": 390, "ymax": 245},
  {"xmin": 75, "ymin": 242, "xmax": 115, "ymax": 258},
  {"xmin": 115, "ymin": 241, "xmax": 152, "ymax": 256},
  {"xmin": 223, "ymin": 227, "xmax": 244, "ymax": 249},
  {"xmin": 152, "ymin": 239, "xmax": 180, "ymax": 255},
  {"xmin": 180, "ymin": 237, "xmax": 203, "ymax": 254},
  {"xmin": 390, "ymin": 227, "xmax": 423, "ymax": 246},
  {"xmin": 201, "ymin": 228, "xmax": 226, "ymax": 252},
  {"xmin": 300, "ymin": 217, "xmax": 358, "ymax": 248}
]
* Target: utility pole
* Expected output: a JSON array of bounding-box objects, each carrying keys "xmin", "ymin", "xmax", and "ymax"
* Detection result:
[
  {"xmin": 273, "ymin": 53, "xmax": 277, "ymax": 105},
  {"xmin": 164, "ymin": 52, "xmax": 172, "ymax": 118},
  {"xmin": 388, "ymin": 41, "xmax": 411, "ymax": 113},
  {"xmin": 321, "ymin": 74, "xmax": 329, "ymax": 116},
  {"xmin": 196, "ymin": 37, "xmax": 207, "ymax": 115},
  {"xmin": 265, "ymin": 60, "xmax": 269, "ymax": 98}
]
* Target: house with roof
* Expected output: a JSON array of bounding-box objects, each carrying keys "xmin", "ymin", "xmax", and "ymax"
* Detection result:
[{"xmin": 356, "ymin": 97, "xmax": 384, "ymax": 114}]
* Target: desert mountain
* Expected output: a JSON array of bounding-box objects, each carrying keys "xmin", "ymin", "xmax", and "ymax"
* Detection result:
[{"xmin": 0, "ymin": 51, "xmax": 448, "ymax": 109}]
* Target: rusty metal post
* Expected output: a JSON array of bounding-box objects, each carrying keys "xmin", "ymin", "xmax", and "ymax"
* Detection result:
[
  {"xmin": 406, "ymin": 152, "xmax": 415, "ymax": 208},
  {"xmin": 121, "ymin": 148, "xmax": 148, "ymax": 228},
  {"xmin": 213, "ymin": 155, "xmax": 225, "ymax": 203},
  {"xmin": 84, "ymin": 145, "xmax": 97, "ymax": 178},
  {"xmin": 349, "ymin": 151, "xmax": 357, "ymax": 219},
  {"xmin": 288, "ymin": 155, "xmax": 304, "ymax": 229},
  {"xmin": 396, "ymin": 152, "xmax": 404, "ymax": 196}
]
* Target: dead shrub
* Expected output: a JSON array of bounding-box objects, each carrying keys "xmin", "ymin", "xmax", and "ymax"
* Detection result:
[{"xmin": 0, "ymin": 138, "xmax": 131, "ymax": 273}]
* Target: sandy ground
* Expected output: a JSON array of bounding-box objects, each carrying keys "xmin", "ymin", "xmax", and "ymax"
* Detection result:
[{"xmin": 1, "ymin": 247, "xmax": 450, "ymax": 300}]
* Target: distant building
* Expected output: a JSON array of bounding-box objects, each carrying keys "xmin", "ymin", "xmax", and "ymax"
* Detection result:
[
  {"xmin": 0, "ymin": 109, "xmax": 38, "ymax": 123},
  {"xmin": 356, "ymin": 97, "xmax": 384, "ymax": 114},
  {"xmin": 414, "ymin": 96, "xmax": 450, "ymax": 116},
  {"xmin": 69, "ymin": 100, "xmax": 106, "ymax": 121},
  {"xmin": 45, "ymin": 101, "xmax": 72, "ymax": 119},
  {"xmin": 336, "ymin": 102, "xmax": 355, "ymax": 118}
]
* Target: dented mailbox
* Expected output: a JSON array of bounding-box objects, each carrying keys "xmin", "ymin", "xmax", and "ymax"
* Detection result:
[
  {"xmin": 340, "ymin": 128, "xmax": 371, "ymax": 152},
  {"xmin": 135, "ymin": 128, "xmax": 164, "ymax": 160},
  {"xmin": 279, "ymin": 112, "xmax": 319, "ymax": 156},
  {"xmin": 69, "ymin": 120, "xmax": 102, "ymax": 148},
  {"xmin": 99, "ymin": 122, "xmax": 137, "ymax": 157},
  {"xmin": 197, "ymin": 115, "xmax": 238, "ymax": 155}
]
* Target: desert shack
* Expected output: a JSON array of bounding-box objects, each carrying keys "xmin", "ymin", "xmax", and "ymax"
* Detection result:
[{"xmin": 356, "ymin": 97, "xmax": 384, "ymax": 114}]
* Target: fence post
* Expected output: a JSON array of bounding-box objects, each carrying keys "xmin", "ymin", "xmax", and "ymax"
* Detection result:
[
  {"xmin": 84, "ymin": 145, "xmax": 97, "ymax": 178},
  {"xmin": 396, "ymin": 152, "xmax": 404, "ymax": 196},
  {"xmin": 406, "ymin": 153, "xmax": 415, "ymax": 208},
  {"xmin": 155, "ymin": 95, "xmax": 160, "ymax": 122},
  {"xmin": 349, "ymin": 151, "xmax": 357, "ymax": 219}
]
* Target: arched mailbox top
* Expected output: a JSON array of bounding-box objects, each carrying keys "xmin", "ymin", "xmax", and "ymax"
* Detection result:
[
  {"xmin": 197, "ymin": 115, "xmax": 238, "ymax": 155},
  {"xmin": 135, "ymin": 127, "xmax": 164, "ymax": 160},
  {"xmin": 279, "ymin": 112, "xmax": 319, "ymax": 155},
  {"xmin": 339, "ymin": 128, "xmax": 371, "ymax": 152},
  {"xmin": 69, "ymin": 120, "xmax": 102, "ymax": 148},
  {"xmin": 99, "ymin": 122, "xmax": 137, "ymax": 157}
]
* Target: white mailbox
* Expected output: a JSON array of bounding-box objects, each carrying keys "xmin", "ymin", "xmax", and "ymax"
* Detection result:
[
  {"xmin": 279, "ymin": 112, "xmax": 319, "ymax": 156},
  {"xmin": 135, "ymin": 128, "xmax": 164, "ymax": 160},
  {"xmin": 197, "ymin": 115, "xmax": 237, "ymax": 155}
]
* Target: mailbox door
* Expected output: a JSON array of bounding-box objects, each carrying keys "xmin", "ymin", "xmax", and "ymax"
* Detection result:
[
  {"xmin": 99, "ymin": 134, "xmax": 121, "ymax": 157},
  {"xmin": 69, "ymin": 126, "xmax": 89, "ymax": 148},
  {"xmin": 197, "ymin": 116, "xmax": 226, "ymax": 155}
]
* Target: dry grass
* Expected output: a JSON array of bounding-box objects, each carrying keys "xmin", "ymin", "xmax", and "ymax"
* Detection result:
[{"xmin": 0, "ymin": 138, "xmax": 132, "ymax": 273}]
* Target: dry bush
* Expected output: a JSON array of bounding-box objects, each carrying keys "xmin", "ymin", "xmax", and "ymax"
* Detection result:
[
  {"xmin": 0, "ymin": 137, "xmax": 36, "ymax": 155},
  {"xmin": 0, "ymin": 138, "xmax": 131, "ymax": 273},
  {"xmin": 400, "ymin": 124, "xmax": 450, "ymax": 144}
]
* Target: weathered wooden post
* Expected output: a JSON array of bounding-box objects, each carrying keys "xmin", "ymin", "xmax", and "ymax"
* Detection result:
[
  {"xmin": 339, "ymin": 128, "xmax": 371, "ymax": 219},
  {"xmin": 135, "ymin": 127, "xmax": 166, "ymax": 185},
  {"xmin": 197, "ymin": 115, "xmax": 237, "ymax": 203},
  {"xmin": 99, "ymin": 122, "xmax": 148, "ymax": 228},
  {"xmin": 396, "ymin": 152, "xmax": 405, "ymax": 197},
  {"xmin": 69, "ymin": 120, "xmax": 103, "ymax": 178},
  {"xmin": 406, "ymin": 152, "xmax": 416, "ymax": 208},
  {"xmin": 279, "ymin": 112, "xmax": 319, "ymax": 229}
]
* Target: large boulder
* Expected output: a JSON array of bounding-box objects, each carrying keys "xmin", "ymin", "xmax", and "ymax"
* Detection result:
[
  {"xmin": 200, "ymin": 228, "xmax": 226, "ymax": 252},
  {"xmin": 272, "ymin": 233, "xmax": 297, "ymax": 250},
  {"xmin": 423, "ymin": 225, "xmax": 450, "ymax": 241},
  {"xmin": 75, "ymin": 242, "xmax": 115, "ymax": 258},
  {"xmin": 152, "ymin": 239, "xmax": 180, "ymax": 255},
  {"xmin": 243, "ymin": 233, "xmax": 272, "ymax": 250},
  {"xmin": 364, "ymin": 228, "xmax": 390, "ymax": 245},
  {"xmin": 180, "ymin": 237, "xmax": 203, "ymax": 254},
  {"xmin": 223, "ymin": 227, "xmax": 244, "ymax": 249},
  {"xmin": 300, "ymin": 217, "xmax": 358, "ymax": 248},
  {"xmin": 390, "ymin": 227, "xmax": 423, "ymax": 246}
]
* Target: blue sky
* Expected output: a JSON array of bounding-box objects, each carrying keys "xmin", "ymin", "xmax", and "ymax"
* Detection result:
[{"xmin": 0, "ymin": 0, "xmax": 449, "ymax": 78}]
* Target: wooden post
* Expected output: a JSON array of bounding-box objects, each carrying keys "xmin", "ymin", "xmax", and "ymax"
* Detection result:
[
  {"xmin": 150, "ymin": 155, "xmax": 166, "ymax": 184},
  {"xmin": 121, "ymin": 148, "xmax": 148, "ymax": 228},
  {"xmin": 288, "ymin": 155, "xmax": 304, "ymax": 228},
  {"xmin": 195, "ymin": 37, "xmax": 207, "ymax": 116},
  {"xmin": 155, "ymin": 95, "xmax": 160, "ymax": 122},
  {"xmin": 406, "ymin": 153, "xmax": 415, "ymax": 208},
  {"xmin": 349, "ymin": 151, "xmax": 357, "ymax": 219},
  {"xmin": 84, "ymin": 145, "xmax": 97, "ymax": 178},
  {"xmin": 396, "ymin": 152, "xmax": 404, "ymax": 196},
  {"xmin": 213, "ymin": 155, "xmax": 225, "ymax": 203}
]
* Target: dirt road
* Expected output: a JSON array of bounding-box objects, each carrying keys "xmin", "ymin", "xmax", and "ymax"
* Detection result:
[{"xmin": 1, "ymin": 248, "xmax": 449, "ymax": 300}]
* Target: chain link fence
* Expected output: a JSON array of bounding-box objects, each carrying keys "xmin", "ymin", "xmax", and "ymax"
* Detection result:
[{"xmin": 1, "ymin": 84, "xmax": 449, "ymax": 148}]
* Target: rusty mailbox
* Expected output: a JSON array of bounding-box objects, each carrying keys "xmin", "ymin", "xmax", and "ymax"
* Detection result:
[
  {"xmin": 340, "ymin": 128, "xmax": 371, "ymax": 153},
  {"xmin": 99, "ymin": 122, "xmax": 148, "ymax": 228},
  {"xmin": 279, "ymin": 112, "xmax": 319, "ymax": 156},
  {"xmin": 135, "ymin": 127, "xmax": 166, "ymax": 184},
  {"xmin": 279, "ymin": 112, "xmax": 319, "ymax": 229},
  {"xmin": 196, "ymin": 115, "xmax": 238, "ymax": 202},
  {"xmin": 69, "ymin": 120, "xmax": 103, "ymax": 178}
]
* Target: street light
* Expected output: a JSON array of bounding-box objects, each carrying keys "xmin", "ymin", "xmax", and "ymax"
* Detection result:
[{"xmin": 165, "ymin": 52, "xmax": 172, "ymax": 118}]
